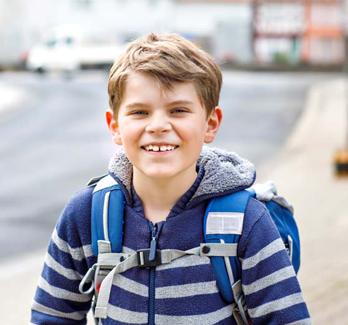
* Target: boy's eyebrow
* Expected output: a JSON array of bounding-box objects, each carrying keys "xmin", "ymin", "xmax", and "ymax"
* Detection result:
[
  {"xmin": 125, "ymin": 100, "xmax": 194, "ymax": 109},
  {"xmin": 166, "ymin": 100, "xmax": 194, "ymax": 106}
]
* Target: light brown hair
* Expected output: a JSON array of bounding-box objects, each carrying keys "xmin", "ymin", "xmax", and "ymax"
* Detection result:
[{"xmin": 108, "ymin": 32, "xmax": 222, "ymax": 118}]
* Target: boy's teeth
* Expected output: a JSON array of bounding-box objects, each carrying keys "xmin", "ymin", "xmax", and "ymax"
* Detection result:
[{"xmin": 144, "ymin": 145, "xmax": 176, "ymax": 152}]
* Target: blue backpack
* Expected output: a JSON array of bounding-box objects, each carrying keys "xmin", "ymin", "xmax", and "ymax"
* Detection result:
[{"xmin": 79, "ymin": 175, "xmax": 300, "ymax": 325}]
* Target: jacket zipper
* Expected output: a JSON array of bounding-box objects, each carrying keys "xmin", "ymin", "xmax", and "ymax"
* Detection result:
[{"xmin": 148, "ymin": 221, "xmax": 157, "ymax": 325}]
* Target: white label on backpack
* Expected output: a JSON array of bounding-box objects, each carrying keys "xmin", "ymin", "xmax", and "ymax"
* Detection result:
[{"xmin": 206, "ymin": 212, "xmax": 244, "ymax": 235}]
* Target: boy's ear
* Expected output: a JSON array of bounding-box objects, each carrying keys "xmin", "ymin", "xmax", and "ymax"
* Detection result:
[
  {"xmin": 106, "ymin": 109, "xmax": 122, "ymax": 145},
  {"xmin": 204, "ymin": 106, "xmax": 223, "ymax": 144}
]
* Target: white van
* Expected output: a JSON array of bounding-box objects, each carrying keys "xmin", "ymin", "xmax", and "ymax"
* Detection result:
[{"xmin": 26, "ymin": 25, "xmax": 123, "ymax": 73}]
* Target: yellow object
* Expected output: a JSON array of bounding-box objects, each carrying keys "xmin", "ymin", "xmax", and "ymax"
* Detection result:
[{"xmin": 334, "ymin": 149, "xmax": 348, "ymax": 176}]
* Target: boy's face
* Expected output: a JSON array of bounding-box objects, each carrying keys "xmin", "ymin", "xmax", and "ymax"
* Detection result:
[{"xmin": 107, "ymin": 72, "xmax": 222, "ymax": 181}]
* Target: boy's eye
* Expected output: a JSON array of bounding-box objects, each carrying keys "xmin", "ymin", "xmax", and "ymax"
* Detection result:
[
  {"xmin": 171, "ymin": 108, "xmax": 187, "ymax": 114},
  {"xmin": 131, "ymin": 110, "xmax": 148, "ymax": 115}
]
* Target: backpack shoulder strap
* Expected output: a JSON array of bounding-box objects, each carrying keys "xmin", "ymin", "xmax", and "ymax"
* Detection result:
[
  {"xmin": 90, "ymin": 174, "xmax": 125, "ymax": 256},
  {"xmin": 204, "ymin": 189, "xmax": 254, "ymax": 303}
]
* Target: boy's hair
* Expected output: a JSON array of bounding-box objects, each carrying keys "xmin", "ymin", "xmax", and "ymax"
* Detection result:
[{"xmin": 108, "ymin": 32, "xmax": 223, "ymax": 118}]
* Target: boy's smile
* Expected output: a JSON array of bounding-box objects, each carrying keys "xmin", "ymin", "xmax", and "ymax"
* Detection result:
[
  {"xmin": 142, "ymin": 144, "xmax": 179, "ymax": 155},
  {"xmin": 107, "ymin": 72, "xmax": 222, "ymax": 183}
]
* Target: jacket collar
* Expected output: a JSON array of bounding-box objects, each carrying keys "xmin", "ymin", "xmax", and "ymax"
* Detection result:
[{"xmin": 108, "ymin": 146, "xmax": 255, "ymax": 206}]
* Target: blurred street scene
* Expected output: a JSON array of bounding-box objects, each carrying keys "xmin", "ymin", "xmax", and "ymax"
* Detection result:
[
  {"xmin": 1, "ymin": 0, "xmax": 348, "ymax": 325},
  {"xmin": 1, "ymin": 0, "xmax": 348, "ymax": 72}
]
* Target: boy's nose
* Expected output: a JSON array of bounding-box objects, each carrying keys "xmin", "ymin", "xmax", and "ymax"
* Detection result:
[{"xmin": 145, "ymin": 114, "xmax": 172, "ymax": 134}]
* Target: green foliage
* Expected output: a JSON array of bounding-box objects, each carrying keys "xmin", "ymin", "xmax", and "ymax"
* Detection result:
[{"xmin": 273, "ymin": 52, "xmax": 290, "ymax": 64}]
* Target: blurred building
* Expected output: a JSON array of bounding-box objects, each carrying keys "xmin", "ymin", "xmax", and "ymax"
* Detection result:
[
  {"xmin": 0, "ymin": 0, "xmax": 176, "ymax": 68},
  {"xmin": 302, "ymin": 0, "xmax": 345, "ymax": 64},
  {"xmin": 177, "ymin": 0, "xmax": 347, "ymax": 66},
  {"xmin": 253, "ymin": 0, "xmax": 346, "ymax": 65},
  {"xmin": 0, "ymin": 0, "xmax": 253, "ymax": 68},
  {"xmin": 0, "ymin": 0, "xmax": 346, "ymax": 68},
  {"xmin": 253, "ymin": 1, "xmax": 305, "ymax": 64},
  {"xmin": 176, "ymin": 0, "xmax": 253, "ymax": 63}
]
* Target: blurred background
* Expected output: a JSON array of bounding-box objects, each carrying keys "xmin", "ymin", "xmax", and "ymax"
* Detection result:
[
  {"xmin": 2, "ymin": 0, "xmax": 348, "ymax": 70},
  {"xmin": 1, "ymin": 0, "xmax": 348, "ymax": 324}
]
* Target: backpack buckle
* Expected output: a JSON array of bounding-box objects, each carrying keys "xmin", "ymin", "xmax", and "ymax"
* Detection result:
[{"xmin": 137, "ymin": 249, "xmax": 162, "ymax": 267}]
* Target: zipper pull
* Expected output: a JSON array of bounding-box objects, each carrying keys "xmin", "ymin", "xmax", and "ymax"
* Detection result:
[{"xmin": 149, "ymin": 223, "xmax": 157, "ymax": 262}]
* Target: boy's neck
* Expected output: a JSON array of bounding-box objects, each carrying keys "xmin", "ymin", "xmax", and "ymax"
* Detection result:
[{"xmin": 132, "ymin": 165, "xmax": 198, "ymax": 223}]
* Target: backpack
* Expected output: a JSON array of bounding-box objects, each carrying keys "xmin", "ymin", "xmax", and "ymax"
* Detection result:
[{"xmin": 79, "ymin": 174, "xmax": 300, "ymax": 325}]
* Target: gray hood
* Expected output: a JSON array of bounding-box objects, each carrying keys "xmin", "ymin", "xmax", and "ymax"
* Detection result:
[{"xmin": 108, "ymin": 146, "xmax": 255, "ymax": 204}]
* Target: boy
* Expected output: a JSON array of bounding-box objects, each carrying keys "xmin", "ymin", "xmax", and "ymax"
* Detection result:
[{"xmin": 30, "ymin": 33, "xmax": 311, "ymax": 325}]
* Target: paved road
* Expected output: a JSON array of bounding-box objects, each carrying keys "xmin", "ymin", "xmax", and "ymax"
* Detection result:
[{"xmin": 0, "ymin": 70, "xmax": 339, "ymax": 261}]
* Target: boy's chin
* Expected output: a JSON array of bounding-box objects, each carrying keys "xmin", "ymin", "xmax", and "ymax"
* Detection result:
[
  {"xmin": 133, "ymin": 165, "xmax": 195, "ymax": 181},
  {"xmin": 136, "ymin": 169, "xmax": 178, "ymax": 180}
]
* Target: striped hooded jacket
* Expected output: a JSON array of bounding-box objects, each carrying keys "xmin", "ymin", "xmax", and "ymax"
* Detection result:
[{"xmin": 30, "ymin": 146, "xmax": 312, "ymax": 325}]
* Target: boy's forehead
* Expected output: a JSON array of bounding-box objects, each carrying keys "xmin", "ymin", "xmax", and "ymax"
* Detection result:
[{"xmin": 123, "ymin": 72, "xmax": 201, "ymax": 105}]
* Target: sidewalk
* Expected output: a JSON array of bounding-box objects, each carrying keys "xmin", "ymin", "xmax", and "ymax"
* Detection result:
[
  {"xmin": 1, "ymin": 78, "xmax": 348, "ymax": 324},
  {"xmin": 257, "ymin": 78, "xmax": 348, "ymax": 324},
  {"xmin": 0, "ymin": 82, "xmax": 32, "ymax": 123}
]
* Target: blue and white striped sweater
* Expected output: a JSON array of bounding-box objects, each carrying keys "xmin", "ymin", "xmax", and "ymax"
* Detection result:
[{"xmin": 30, "ymin": 147, "xmax": 311, "ymax": 325}]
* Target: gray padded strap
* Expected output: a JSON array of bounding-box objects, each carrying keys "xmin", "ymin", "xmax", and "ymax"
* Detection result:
[
  {"xmin": 200, "ymin": 243, "xmax": 238, "ymax": 257},
  {"xmin": 94, "ymin": 247, "xmax": 201, "ymax": 318},
  {"xmin": 97, "ymin": 253, "xmax": 132, "ymax": 267},
  {"xmin": 97, "ymin": 240, "xmax": 112, "ymax": 254},
  {"xmin": 94, "ymin": 244, "xmax": 238, "ymax": 319},
  {"xmin": 160, "ymin": 247, "xmax": 201, "ymax": 263},
  {"xmin": 94, "ymin": 253, "xmax": 139, "ymax": 318}
]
